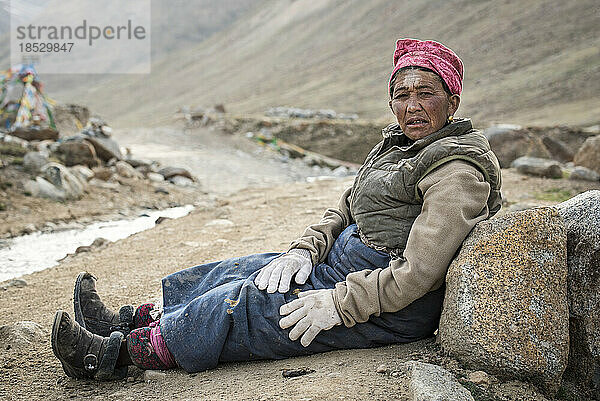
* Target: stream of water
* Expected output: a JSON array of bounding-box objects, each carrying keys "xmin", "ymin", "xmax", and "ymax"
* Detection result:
[{"xmin": 0, "ymin": 205, "xmax": 194, "ymax": 282}]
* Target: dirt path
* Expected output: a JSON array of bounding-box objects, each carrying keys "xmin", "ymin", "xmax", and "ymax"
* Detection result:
[{"xmin": 115, "ymin": 125, "xmax": 325, "ymax": 196}]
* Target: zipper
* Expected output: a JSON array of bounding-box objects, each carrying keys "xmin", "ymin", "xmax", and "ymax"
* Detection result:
[{"xmin": 351, "ymin": 145, "xmax": 403, "ymax": 207}]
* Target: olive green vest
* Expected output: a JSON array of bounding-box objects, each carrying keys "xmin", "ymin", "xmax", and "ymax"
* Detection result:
[{"xmin": 350, "ymin": 118, "xmax": 502, "ymax": 256}]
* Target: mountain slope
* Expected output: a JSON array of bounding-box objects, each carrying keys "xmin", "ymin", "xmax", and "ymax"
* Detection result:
[{"xmin": 39, "ymin": 0, "xmax": 600, "ymax": 127}]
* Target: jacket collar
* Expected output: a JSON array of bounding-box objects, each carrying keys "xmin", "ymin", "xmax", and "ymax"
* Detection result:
[{"xmin": 381, "ymin": 118, "xmax": 473, "ymax": 152}]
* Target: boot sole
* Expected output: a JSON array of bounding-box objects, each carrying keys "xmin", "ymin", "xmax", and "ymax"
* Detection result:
[
  {"xmin": 73, "ymin": 272, "xmax": 89, "ymax": 330},
  {"xmin": 51, "ymin": 310, "xmax": 81, "ymax": 379}
]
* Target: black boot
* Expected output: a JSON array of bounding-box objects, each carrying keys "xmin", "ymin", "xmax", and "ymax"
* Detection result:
[
  {"xmin": 51, "ymin": 310, "xmax": 128, "ymax": 380},
  {"xmin": 73, "ymin": 272, "xmax": 134, "ymax": 336}
]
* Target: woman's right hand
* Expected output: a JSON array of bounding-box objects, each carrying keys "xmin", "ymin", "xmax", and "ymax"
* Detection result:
[{"xmin": 254, "ymin": 249, "xmax": 312, "ymax": 293}]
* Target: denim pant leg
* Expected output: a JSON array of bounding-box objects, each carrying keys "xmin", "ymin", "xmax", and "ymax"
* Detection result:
[
  {"xmin": 309, "ymin": 224, "xmax": 445, "ymax": 346},
  {"xmin": 160, "ymin": 224, "xmax": 444, "ymax": 373}
]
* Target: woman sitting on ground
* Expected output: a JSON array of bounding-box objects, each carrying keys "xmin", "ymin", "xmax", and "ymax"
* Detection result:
[{"xmin": 51, "ymin": 38, "xmax": 501, "ymax": 380}]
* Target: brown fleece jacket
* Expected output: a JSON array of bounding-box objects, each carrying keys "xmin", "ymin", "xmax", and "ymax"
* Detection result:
[{"xmin": 289, "ymin": 160, "xmax": 491, "ymax": 327}]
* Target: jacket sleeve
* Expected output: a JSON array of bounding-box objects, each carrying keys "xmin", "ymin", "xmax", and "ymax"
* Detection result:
[
  {"xmin": 332, "ymin": 160, "xmax": 492, "ymax": 327},
  {"xmin": 288, "ymin": 186, "xmax": 354, "ymax": 266}
]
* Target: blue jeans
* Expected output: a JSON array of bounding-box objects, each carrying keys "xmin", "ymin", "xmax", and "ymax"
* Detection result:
[{"xmin": 160, "ymin": 224, "xmax": 444, "ymax": 372}]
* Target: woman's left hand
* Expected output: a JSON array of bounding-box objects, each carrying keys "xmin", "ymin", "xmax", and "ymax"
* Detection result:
[
  {"xmin": 254, "ymin": 250, "xmax": 312, "ymax": 293},
  {"xmin": 279, "ymin": 289, "xmax": 342, "ymax": 347}
]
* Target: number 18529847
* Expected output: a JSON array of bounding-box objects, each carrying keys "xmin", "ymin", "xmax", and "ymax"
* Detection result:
[{"xmin": 19, "ymin": 42, "xmax": 74, "ymax": 52}]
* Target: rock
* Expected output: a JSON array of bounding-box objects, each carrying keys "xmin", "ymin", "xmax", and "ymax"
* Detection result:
[
  {"xmin": 135, "ymin": 162, "xmax": 160, "ymax": 176},
  {"xmin": 75, "ymin": 245, "xmax": 92, "ymax": 253},
  {"xmin": 10, "ymin": 126, "xmax": 58, "ymax": 141},
  {"xmin": 22, "ymin": 223, "xmax": 37, "ymax": 234},
  {"xmin": 556, "ymin": 191, "xmax": 600, "ymax": 393},
  {"xmin": 101, "ymin": 125, "xmax": 112, "ymax": 136},
  {"xmin": 264, "ymin": 107, "xmax": 358, "ymax": 120},
  {"xmin": 376, "ymin": 364, "xmax": 389, "ymax": 374},
  {"xmin": 91, "ymin": 237, "xmax": 110, "ymax": 247},
  {"xmin": 542, "ymin": 135, "xmax": 574, "ymax": 163},
  {"xmin": 467, "ymin": 371, "xmax": 492, "ymax": 386},
  {"xmin": 41, "ymin": 162, "xmax": 85, "ymax": 200},
  {"xmin": 281, "ymin": 367, "xmax": 315, "ymax": 378},
  {"xmin": 484, "ymin": 126, "xmax": 551, "ymax": 168},
  {"xmin": 0, "ymin": 133, "xmax": 29, "ymax": 148},
  {"xmin": 438, "ymin": 208, "xmax": 569, "ymax": 394},
  {"xmin": 155, "ymin": 216, "xmax": 171, "ymax": 225},
  {"xmin": 115, "ymin": 160, "xmax": 143, "ymax": 179},
  {"xmin": 169, "ymin": 176, "xmax": 194, "ymax": 187},
  {"xmin": 56, "ymin": 138, "xmax": 100, "ymax": 167},
  {"xmin": 569, "ymin": 166, "xmax": 600, "ymax": 182},
  {"xmin": 511, "ymin": 156, "xmax": 563, "ymax": 179},
  {"xmin": 147, "ymin": 172, "xmax": 164, "ymax": 183},
  {"xmin": 402, "ymin": 361, "xmax": 474, "ymax": 401},
  {"xmin": 574, "ymin": 136, "xmax": 600, "ymax": 174},
  {"xmin": 89, "ymin": 178, "xmax": 120, "ymax": 190},
  {"xmin": 143, "ymin": 370, "xmax": 167, "ymax": 382},
  {"xmin": 23, "ymin": 151, "xmax": 49, "ymax": 173},
  {"xmin": 204, "ymin": 219, "xmax": 234, "ymax": 228},
  {"xmin": 158, "ymin": 166, "xmax": 194, "ymax": 181},
  {"xmin": 126, "ymin": 159, "xmax": 152, "ymax": 168},
  {"xmin": 0, "ymin": 321, "xmax": 45, "ymax": 351},
  {"xmin": 24, "ymin": 177, "xmax": 66, "ymax": 201},
  {"xmin": 92, "ymin": 167, "xmax": 114, "ymax": 181},
  {"xmin": 154, "ymin": 187, "xmax": 169, "ymax": 195},
  {"xmin": 35, "ymin": 139, "xmax": 56, "ymax": 154},
  {"xmin": 85, "ymin": 136, "xmax": 123, "ymax": 161},
  {"xmin": 0, "ymin": 279, "xmax": 28, "ymax": 290},
  {"xmin": 331, "ymin": 166, "xmax": 349, "ymax": 177},
  {"xmin": 52, "ymin": 104, "xmax": 90, "ymax": 136},
  {"xmin": 70, "ymin": 165, "xmax": 95, "ymax": 183}
]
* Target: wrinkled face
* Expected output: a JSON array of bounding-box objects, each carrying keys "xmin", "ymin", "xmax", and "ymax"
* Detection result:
[{"xmin": 389, "ymin": 69, "xmax": 460, "ymax": 141}]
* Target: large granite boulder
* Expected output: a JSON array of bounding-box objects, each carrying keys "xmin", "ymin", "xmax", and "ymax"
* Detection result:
[
  {"xmin": 438, "ymin": 208, "xmax": 569, "ymax": 394},
  {"xmin": 556, "ymin": 191, "xmax": 600, "ymax": 395},
  {"xmin": 574, "ymin": 136, "xmax": 600, "ymax": 174}
]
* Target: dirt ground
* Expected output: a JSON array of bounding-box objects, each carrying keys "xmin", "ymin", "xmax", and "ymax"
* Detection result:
[
  {"xmin": 1, "ymin": 126, "xmax": 600, "ymax": 400},
  {"xmin": 0, "ymin": 177, "xmax": 555, "ymax": 401}
]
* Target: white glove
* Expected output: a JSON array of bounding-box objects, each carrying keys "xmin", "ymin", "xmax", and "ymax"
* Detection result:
[
  {"xmin": 279, "ymin": 288, "xmax": 342, "ymax": 347},
  {"xmin": 254, "ymin": 249, "xmax": 312, "ymax": 293}
]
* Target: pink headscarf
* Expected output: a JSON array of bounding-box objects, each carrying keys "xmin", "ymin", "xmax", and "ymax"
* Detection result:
[{"xmin": 389, "ymin": 38, "xmax": 464, "ymax": 97}]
